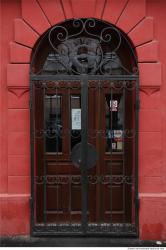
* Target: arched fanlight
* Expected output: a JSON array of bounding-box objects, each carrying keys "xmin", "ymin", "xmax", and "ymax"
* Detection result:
[{"xmin": 31, "ymin": 18, "xmax": 138, "ymax": 76}]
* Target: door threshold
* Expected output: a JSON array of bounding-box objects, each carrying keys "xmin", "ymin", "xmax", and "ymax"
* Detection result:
[{"xmin": 1, "ymin": 236, "xmax": 166, "ymax": 247}]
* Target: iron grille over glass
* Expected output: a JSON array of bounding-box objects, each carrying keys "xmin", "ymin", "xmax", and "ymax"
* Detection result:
[{"xmin": 30, "ymin": 18, "xmax": 139, "ymax": 236}]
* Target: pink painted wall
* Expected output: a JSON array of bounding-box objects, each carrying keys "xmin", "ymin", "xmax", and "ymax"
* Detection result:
[{"xmin": 0, "ymin": 0, "xmax": 166, "ymax": 240}]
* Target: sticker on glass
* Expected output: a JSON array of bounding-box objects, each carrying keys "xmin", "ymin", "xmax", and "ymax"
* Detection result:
[
  {"xmin": 114, "ymin": 130, "xmax": 123, "ymax": 141},
  {"xmin": 117, "ymin": 141, "xmax": 123, "ymax": 150},
  {"xmin": 112, "ymin": 142, "xmax": 116, "ymax": 150},
  {"xmin": 72, "ymin": 109, "xmax": 81, "ymax": 130},
  {"xmin": 110, "ymin": 100, "xmax": 118, "ymax": 111}
]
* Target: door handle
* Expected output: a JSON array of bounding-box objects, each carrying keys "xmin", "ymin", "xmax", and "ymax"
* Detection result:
[{"xmin": 71, "ymin": 142, "xmax": 98, "ymax": 169}]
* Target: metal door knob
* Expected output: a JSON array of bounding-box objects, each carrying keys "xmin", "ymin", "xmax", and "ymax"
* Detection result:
[{"xmin": 71, "ymin": 142, "xmax": 98, "ymax": 169}]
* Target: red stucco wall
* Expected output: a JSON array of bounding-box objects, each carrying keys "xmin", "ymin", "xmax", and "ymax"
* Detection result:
[{"xmin": 0, "ymin": 0, "xmax": 166, "ymax": 240}]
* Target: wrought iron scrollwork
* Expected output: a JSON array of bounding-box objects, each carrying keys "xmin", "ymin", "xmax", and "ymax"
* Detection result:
[
  {"xmin": 31, "ymin": 18, "xmax": 138, "ymax": 75},
  {"xmin": 33, "ymin": 79, "xmax": 136, "ymax": 90},
  {"xmin": 33, "ymin": 223, "xmax": 136, "ymax": 235},
  {"xmin": 34, "ymin": 175, "xmax": 134, "ymax": 185}
]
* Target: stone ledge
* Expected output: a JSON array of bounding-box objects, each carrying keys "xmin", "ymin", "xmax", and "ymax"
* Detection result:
[{"xmin": 1, "ymin": 236, "xmax": 166, "ymax": 247}]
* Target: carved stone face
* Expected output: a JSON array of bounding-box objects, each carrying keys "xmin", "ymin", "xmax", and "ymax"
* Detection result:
[{"xmin": 59, "ymin": 37, "xmax": 101, "ymax": 74}]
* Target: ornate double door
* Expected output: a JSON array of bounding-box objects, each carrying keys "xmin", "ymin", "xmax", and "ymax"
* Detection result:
[{"xmin": 31, "ymin": 76, "xmax": 137, "ymax": 236}]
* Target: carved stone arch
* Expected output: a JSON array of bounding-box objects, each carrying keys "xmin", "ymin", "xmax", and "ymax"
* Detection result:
[{"xmin": 8, "ymin": 0, "xmax": 161, "ymax": 91}]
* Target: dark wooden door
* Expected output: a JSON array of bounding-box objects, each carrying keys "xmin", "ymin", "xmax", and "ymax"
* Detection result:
[{"xmin": 34, "ymin": 79, "xmax": 135, "ymax": 229}]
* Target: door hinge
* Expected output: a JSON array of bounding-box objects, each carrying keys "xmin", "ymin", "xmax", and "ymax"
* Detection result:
[
  {"xmin": 135, "ymin": 197, "xmax": 140, "ymax": 210},
  {"xmin": 29, "ymin": 197, "xmax": 33, "ymax": 209},
  {"xmin": 135, "ymin": 100, "xmax": 140, "ymax": 110},
  {"xmin": 29, "ymin": 99, "xmax": 32, "ymax": 110}
]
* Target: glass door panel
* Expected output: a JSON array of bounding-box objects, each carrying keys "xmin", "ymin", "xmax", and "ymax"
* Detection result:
[{"xmin": 45, "ymin": 94, "xmax": 62, "ymax": 153}]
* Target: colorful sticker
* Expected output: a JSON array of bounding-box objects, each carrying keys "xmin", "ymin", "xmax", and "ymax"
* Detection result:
[{"xmin": 114, "ymin": 130, "xmax": 123, "ymax": 141}]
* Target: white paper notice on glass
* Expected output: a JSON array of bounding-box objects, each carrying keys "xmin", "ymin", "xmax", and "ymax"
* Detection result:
[{"xmin": 71, "ymin": 109, "xmax": 81, "ymax": 130}]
